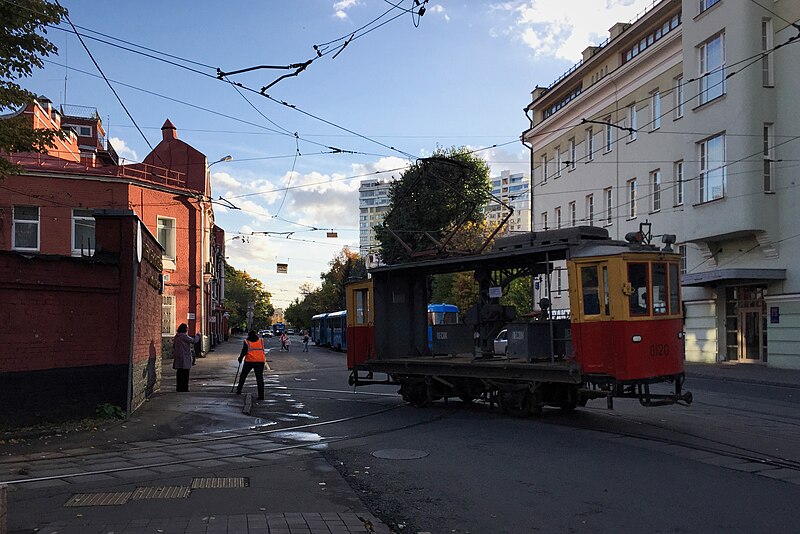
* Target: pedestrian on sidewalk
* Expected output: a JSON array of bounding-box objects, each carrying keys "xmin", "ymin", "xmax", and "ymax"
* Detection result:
[
  {"xmin": 237, "ymin": 330, "xmax": 266, "ymax": 400},
  {"xmin": 280, "ymin": 332, "xmax": 290, "ymax": 352},
  {"xmin": 173, "ymin": 323, "xmax": 201, "ymax": 392},
  {"xmin": 302, "ymin": 330, "xmax": 309, "ymax": 352}
]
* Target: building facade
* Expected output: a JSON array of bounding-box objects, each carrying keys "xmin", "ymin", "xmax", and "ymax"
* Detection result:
[
  {"xmin": 1, "ymin": 98, "xmax": 224, "ymax": 357},
  {"xmin": 522, "ymin": 0, "xmax": 800, "ymax": 368},
  {"xmin": 486, "ymin": 170, "xmax": 531, "ymax": 234},
  {"xmin": 358, "ymin": 178, "xmax": 393, "ymax": 267}
]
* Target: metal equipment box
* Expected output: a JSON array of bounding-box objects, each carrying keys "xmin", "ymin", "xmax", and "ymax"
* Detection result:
[{"xmin": 507, "ymin": 320, "xmax": 572, "ymax": 361}]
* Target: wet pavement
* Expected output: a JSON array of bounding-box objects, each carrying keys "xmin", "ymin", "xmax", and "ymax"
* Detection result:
[{"xmin": 0, "ymin": 336, "xmax": 392, "ymax": 534}]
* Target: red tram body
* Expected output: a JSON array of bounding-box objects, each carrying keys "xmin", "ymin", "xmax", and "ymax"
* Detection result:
[{"xmin": 346, "ymin": 227, "xmax": 692, "ymax": 413}]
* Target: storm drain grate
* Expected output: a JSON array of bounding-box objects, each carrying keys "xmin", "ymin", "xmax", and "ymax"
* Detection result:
[
  {"xmin": 64, "ymin": 492, "xmax": 132, "ymax": 507},
  {"xmin": 191, "ymin": 476, "xmax": 249, "ymax": 489},
  {"xmin": 132, "ymin": 485, "xmax": 191, "ymax": 500}
]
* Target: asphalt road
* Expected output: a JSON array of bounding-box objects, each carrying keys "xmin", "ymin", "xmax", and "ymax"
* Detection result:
[
  {"xmin": 269, "ymin": 341, "xmax": 800, "ymax": 534},
  {"xmin": 4, "ymin": 335, "xmax": 800, "ymax": 533}
]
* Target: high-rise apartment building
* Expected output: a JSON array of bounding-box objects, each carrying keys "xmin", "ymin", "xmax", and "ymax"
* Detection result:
[
  {"xmin": 486, "ymin": 170, "xmax": 531, "ymax": 234},
  {"xmin": 358, "ymin": 179, "xmax": 393, "ymax": 267}
]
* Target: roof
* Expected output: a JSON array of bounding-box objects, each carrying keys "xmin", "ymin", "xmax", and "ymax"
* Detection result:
[{"xmin": 682, "ymin": 268, "xmax": 786, "ymax": 287}]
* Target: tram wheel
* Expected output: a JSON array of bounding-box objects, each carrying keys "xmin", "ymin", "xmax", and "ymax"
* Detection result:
[{"xmin": 500, "ymin": 390, "xmax": 534, "ymax": 418}]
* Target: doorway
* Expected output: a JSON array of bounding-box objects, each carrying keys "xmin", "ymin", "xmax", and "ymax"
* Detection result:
[{"xmin": 725, "ymin": 286, "xmax": 767, "ymax": 363}]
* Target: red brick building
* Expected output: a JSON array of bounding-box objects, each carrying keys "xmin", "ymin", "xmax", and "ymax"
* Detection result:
[{"xmin": 0, "ymin": 97, "xmax": 227, "ymax": 361}]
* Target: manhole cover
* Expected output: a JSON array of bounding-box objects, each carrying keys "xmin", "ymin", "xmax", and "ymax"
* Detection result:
[
  {"xmin": 371, "ymin": 449, "xmax": 429, "ymax": 460},
  {"xmin": 191, "ymin": 477, "xmax": 249, "ymax": 489},
  {"xmin": 132, "ymin": 486, "xmax": 191, "ymax": 500},
  {"xmin": 64, "ymin": 492, "xmax": 131, "ymax": 507}
]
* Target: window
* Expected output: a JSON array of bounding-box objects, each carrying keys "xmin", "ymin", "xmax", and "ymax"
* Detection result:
[
  {"xmin": 629, "ymin": 104, "xmax": 637, "ymax": 141},
  {"xmin": 13, "ymin": 206, "xmax": 39, "ymax": 251},
  {"xmin": 669, "ymin": 263, "xmax": 681, "ymax": 314},
  {"xmin": 555, "ymin": 147, "xmax": 562, "ymax": 178},
  {"xmin": 581, "ymin": 266, "xmax": 601, "ymax": 316},
  {"xmin": 157, "ymin": 217, "xmax": 176, "ymax": 261},
  {"xmin": 674, "ymin": 76, "xmax": 684, "ymax": 118},
  {"xmin": 541, "ymin": 211, "xmax": 548, "ymax": 231},
  {"xmin": 604, "ymin": 187, "xmax": 613, "ymax": 225},
  {"xmin": 556, "ymin": 268, "xmax": 563, "ymax": 294},
  {"xmin": 586, "ymin": 128, "xmax": 594, "ymax": 161},
  {"xmin": 541, "ymin": 154, "xmax": 548, "ymax": 183},
  {"xmin": 652, "ymin": 263, "xmax": 668, "ymax": 315},
  {"xmin": 651, "ymin": 91, "xmax": 661, "ymax": 130},
  {"xmin": 586, "ymin": 194, "xmax": 594, "ymax": 225},
  {"xmin": 651, "ymin": 170, "xmax": 661, "ymax": 212},
  {"xmin": 628, "ymin": 179, "xmax": 637, "ymax": 218},
  {"xmin": 623, "ymin": 13, "xmax": 681, "ymax": 63},
  {"xmin": 699, "ymin": 34, "xmax": 725, "ymax": 104},
  {"xmin": 72, "ymin": 209, "xmax": 95, "ymax": 255},
  {"xmin": 679, "ymin": 244, "xmax": 687, "ymax": 275},
  {"xmin": 355, "ymin": 289, "xmax": 369, "ymax": 324},
  {"xmin": 699, "ymin": 0, "xmax": 720, "ymax": 14},
  {"xmin": 763, "ymin": 123, "xmax": 774, "ymax": 192},
  {"xmin": 604, "ymin": 117, "xmax": 613, "ymax": 152},
  {"xmin": 568, "ymin": 138, "xmax": 576, "ymax": 169},
  {"xmin": 699, "ymin": 133, "xmax": 726, "ymax": 202},
  {"xmin": 762, "ymin": 19, "xmax": 774, "ymax": 87},
  {"xmin": 78, "ymin": 125, "xmax": 92, "ymax": 136},
  {"xmin": 569, "ymin": 201, "xmax": 577, "ymax": 226},
  {"xmin": 674, "ymin": 161, "xmax": 684, "ymax": 205},
  {"xmin": 628, "ymin": 263, "xmax": 649, "ymax": 316},
  {"xmin": 162, "ymin": 295, "xmax": 176, "ymax": 337},
  {"xmin": 555, "ymin": 206, "xmax": 562, "ymax": 229}
]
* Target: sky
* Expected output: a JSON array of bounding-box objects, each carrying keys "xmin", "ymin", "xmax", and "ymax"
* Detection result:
[{"xmin": 24, "ymin": 0, "xmax": 656, "ymax": 308}]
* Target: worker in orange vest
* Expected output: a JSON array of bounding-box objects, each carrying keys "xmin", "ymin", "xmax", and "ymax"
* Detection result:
[{"xmin": 236, "ymin": 330, "xmax": 266, "ymax": 400}]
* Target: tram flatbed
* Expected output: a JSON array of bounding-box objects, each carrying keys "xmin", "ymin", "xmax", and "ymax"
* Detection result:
[{"xmin": 363, "ymin": 355, "xmax": 582, "ymax": 384}]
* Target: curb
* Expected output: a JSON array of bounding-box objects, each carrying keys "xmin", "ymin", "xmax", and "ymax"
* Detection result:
[{"xmin": 685, "ymin": 370, "xmax": 800, "ymax": 390}]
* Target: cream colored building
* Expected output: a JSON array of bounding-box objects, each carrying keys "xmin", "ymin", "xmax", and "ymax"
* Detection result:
[{"xmin": 522, "ymin": 0, "xmax": 800, "ymax": 368}]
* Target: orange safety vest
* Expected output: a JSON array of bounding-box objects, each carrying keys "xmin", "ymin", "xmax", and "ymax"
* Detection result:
[{"xmin": 244, "ymin": 339, "xmax": 266, "ymax": 362}]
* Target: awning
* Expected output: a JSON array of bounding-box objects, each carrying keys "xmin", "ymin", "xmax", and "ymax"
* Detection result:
[{"xmin": 682, "ymin": 268, "xmax": 786, "ymax": 287}]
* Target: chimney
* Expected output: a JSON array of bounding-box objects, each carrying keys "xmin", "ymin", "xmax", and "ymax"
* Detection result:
[
  {"xmin": 161, "ymin": 119, "xmax": 177, "ymax": 141},
  {"xmin": 582, "ymin": 46, "xmax": 601, "ymax": 62},
  {"xmin": 609, "ymin": 22, "xmax": 630, "ymax": 40}
]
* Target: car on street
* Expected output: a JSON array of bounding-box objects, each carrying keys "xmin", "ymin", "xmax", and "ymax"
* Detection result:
[
  {"xmin": 260, "ymin": 329, "xmax": 273, "ymax": 338},
  {"xmin": 286, "ymin": 328, "xmax": 295, "ymax": 335},
  {"xmin": 494, "ymin": 329, "xmax": 508, "ymax": 355}
]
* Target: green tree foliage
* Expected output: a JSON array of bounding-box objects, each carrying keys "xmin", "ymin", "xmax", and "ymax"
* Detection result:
[
  {"xmin": 223, "ymin": 262, "xmax": 274, "ymax": 331},
  {"xmin": 0, "ymin": 0, "xmax": 68, "ymax": 177},
  {"xmin": 284, "ymin": 248, "xmax": 365, "ymax": 329},
  {"xmin": 500, "ymin": 276, "xmax": 533, "ymax": 317},
  {"xmin": 450, "ymin": 271, "xmax": 480, "ymax": 317},
  {"xmin": 375, "ymin": 147, "xmax": 492, "ymax": 264}
]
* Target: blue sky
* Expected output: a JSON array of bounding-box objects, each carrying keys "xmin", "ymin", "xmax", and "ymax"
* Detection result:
[{"xmin": 26, "ymin": 0, "xmax": 653, "ymax": 308}]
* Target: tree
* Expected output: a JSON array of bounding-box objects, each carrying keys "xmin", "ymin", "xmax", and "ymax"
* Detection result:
[
  {"xmin": 0, "ymin": 0, "xmax": 69, "ymax": 177},
  {"xmin": 375, "ymin": 146, "xmax": 492, "ymax": 264},
  {"xmin": 223, "ymin": 263, "xmax": 274, "ymax": 331}
]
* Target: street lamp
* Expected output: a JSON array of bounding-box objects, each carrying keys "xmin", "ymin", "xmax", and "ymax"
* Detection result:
[{"xmin": 209, "ymin": 155, "xmax": 233, "ymax": 168}]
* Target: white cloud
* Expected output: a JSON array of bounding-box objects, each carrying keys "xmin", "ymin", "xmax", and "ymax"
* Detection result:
[
  {"xmin": 109, "ymin": 137, "xmax": 138, "ymax": 162},
  {"xmin": 490, "ymin": 0, "xmax": 654, "ymax": 61},
  {"xmin": 430, "ymin": 4, "xmax": 450, "ymax": 22},
  {"xmin": 333, "ymin": 0, "xmax": 359, "ymax": 19}
]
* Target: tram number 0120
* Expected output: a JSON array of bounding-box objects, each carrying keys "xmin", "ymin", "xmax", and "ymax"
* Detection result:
[{"xmin": 650, "ymin": 343, "xmax": 669, "ymax": 356}]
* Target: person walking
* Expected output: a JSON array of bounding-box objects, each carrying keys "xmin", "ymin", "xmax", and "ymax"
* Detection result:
[
  {"xmin": 280, "ymin": 332, "xmax": 290, "ymax": 352},
  {"xmin": 173, "ymin": 323, "xmax": 201, "ymax": 392},
  {"xmin": 237, "ymin": 330, "xmax": 266, "ymax": 400},
  {"xmin": 302, "ymin": 330, "xmax": 309, "ymax": 352}
]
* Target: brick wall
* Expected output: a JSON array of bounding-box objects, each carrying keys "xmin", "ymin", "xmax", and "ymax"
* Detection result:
[{"xmin": 0, "ymin": 212, "xmax": 162, "ymax": 426}]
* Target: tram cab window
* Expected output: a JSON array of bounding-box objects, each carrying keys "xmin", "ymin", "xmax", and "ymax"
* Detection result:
[
  {"xmin": 581, "ymin": 266, "xmax": 601, "ymax": 315},
  {"xmin": 652, "ymin": 263, "xmax": 668, "ymax": 315},
  {"xmin": 628, "ymin": 263, "xmax": 650, "ymax": 316},
  {"xmin": 355, "ymin": 289, "xmax": 369, "ymax": 324},
  {"xmin": 669, "ymin": 263, "xmax": 680, "ymax": 314}
]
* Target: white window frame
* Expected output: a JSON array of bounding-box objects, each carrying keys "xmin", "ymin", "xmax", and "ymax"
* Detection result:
[
  {"xmin": 586, "ymin": 194, "xmax": 594, "ymax": 225},
  {"xmin": 651, "ymin": 170, "xmax": 662, "ymax": 212},
  {"xmin": 674, "ymin": 76, "xmax": 684, "ymax": 118},
  {"xmin": 555, "ymin": 147, "xmax": 562, "ymax": 178},
  {"xmin": 541, "ymin": 154, "xmax": 548, "ymax": 183},
  {"xmin": 628, "ymin": 179, "xmax": 638, "ymax": 219},
  {"xmin": 762, "ymin": 18, "xmax": 774, "ymax": 87},
  {"xmin": 679, "ymin": 244, "xmax": 688, "ymax": 275},
  {"xmin": 699, "ymin": 133, "xmax": 726, "ymax": 202},
  {"xmin": 162, "ymin": 295, "xmax": 176, "ymax": 337},
  {"xmin": 674, "ymin": 160, "xmax": 684, "ymax": 206},
  {"xmin": 629, "ymin": 104, "xmax": 637, "ymax": 141},
  {"xmin": 699, "ymin": 0, "xmax": 720, "ymax": 14},
  {"xmin": 555, "ymin": 206, "xmax": 562, "ymax": 229},
  {"xmin": 157, "ymin": 216, "xmax": 177, "ymax": 264},
  {"xmin": 569, "ymin": 201, "xmax": 576, "ymax": 227},
  {"xmin": 72, "ymin": 208, "xmax": 96, "ymax": 256},
  {"xmin": 699, "ymin": 33, "xmax": 725, "ymax": 105},
  {"xmin": 586, "ymin": 128, "xmax": 594, "ymax": 161},
  {"xmin": 763, "ymin": 123, "xmax": 774, "ymax": 193},
  {"xmin": 541, "ymin": 211, "xmax": 548, "ymax": 231},
  {"xmin": 12, "ymin": 205, "xmax": 40, "ymax": 252},
  {"xmin": 604, "ymin": 117, "xmax": 613, "ymax": 152},
  {"xmin": 604, "ymin": 187, "xmax": 613, "ymax": 226},
  {"xmin": 651, "ymin": 90, "xmax": 661, "ymax": 130},
  {"xmin": 568, "ymin": 138, "xmax": 576, "ymax": 170}
]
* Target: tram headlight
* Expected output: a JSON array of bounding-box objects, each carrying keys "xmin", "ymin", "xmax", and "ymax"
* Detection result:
[
  {"xmin": 677, "ymin": 331, "xmax": 685, "ymax": 339},
  {"xmin": 631, "ymin": 335, "xmax": 642, "ymax": 343}
]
